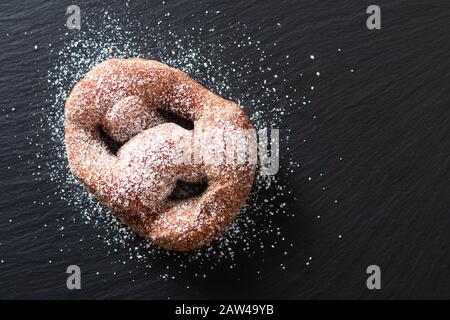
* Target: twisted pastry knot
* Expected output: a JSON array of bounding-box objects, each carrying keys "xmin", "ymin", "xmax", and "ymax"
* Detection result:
[{"xmin": 65, "ymin": 58, "xmax": 256, "ymax": 251}]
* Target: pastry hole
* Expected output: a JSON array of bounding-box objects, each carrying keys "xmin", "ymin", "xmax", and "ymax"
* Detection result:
[
  {"xmin": 98, "ymin": 126, "xmax": 122, "ymax": 155},
  {"xmin": 168, "ymin": 180, "xmax": 208, "ymax": 200},
  {"xmin": 157, "ymin": 108, "xmax": 194, "ymax": 130}
]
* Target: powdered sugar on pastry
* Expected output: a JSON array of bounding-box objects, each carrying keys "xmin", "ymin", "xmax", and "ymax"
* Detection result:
[{"xmin": 65, "ymin": 58, "xmax": 256, "ymax": 251}]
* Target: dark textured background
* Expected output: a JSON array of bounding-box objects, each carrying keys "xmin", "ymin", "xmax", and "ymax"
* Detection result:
[{"xmin": 0, "ymin": 0, "xmax": 449, "ymax": 299}]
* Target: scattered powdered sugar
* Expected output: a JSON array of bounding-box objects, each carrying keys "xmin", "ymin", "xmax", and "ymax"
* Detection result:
[{"xmin": 34, "ymin": 7, "xmax": 300, "ymax": 279}]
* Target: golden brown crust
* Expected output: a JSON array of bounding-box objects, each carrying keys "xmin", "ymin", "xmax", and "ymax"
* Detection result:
[{"xmin": 64, "ymin": 58, "xmax": 256, "ymax": 251}]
